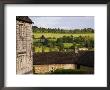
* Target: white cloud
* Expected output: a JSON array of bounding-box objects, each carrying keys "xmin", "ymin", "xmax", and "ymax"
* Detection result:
[{"xmin": 29, "ymin": 16, "xmax": 94, "ymax": 29}]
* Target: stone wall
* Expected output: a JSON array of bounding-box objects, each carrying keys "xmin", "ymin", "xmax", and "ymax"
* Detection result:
[
  {"xmin": 34, "ymin": 64, "xmax": 76, "ymax": 74},
  {"xmin": 16, "ymin": 20, "xmax": 33, "ymax": 74}
]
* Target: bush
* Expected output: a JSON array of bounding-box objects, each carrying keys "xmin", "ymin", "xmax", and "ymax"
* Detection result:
[{"xmin": 49, "ymin": 69, "xmax": 90, "ymax": 74}]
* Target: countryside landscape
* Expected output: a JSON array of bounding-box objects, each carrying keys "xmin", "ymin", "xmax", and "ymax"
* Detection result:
[
  {"xmin": 31, "ymin": 16, "xmax": 94, "ymax": 74},
  {"xmin": 33, "ymin": 27, "xmax": 94, "ymax": 53},
  {"xmin": 16, "ymin": 16, "xmax": 94, "ymax": 74}
]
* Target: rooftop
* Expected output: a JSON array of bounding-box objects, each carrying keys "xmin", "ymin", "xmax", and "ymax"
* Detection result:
[
  {"xmin": 33, "ymin": 51, "xmax": 94, "ymax": 67},
  {"xmin": 16, "ymin": 16, "xmax": 33, "ymax": 24}
]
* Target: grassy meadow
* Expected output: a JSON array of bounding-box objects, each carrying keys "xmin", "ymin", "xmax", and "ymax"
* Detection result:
[
  {"xmin": 33, "ymin": 32, "xmax": 94, "ymax": 39},
  {"xmin": 33, "ymin": 32, "xmax": 94, "ymax": 53}
]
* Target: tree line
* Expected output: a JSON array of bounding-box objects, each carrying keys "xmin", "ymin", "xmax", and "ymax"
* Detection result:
[{"xmin": 32, "ymin": 26, "xmax": 94, "ymax": 34}]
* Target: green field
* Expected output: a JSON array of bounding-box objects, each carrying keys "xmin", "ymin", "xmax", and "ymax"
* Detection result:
[
  {"xmin": 34, "ymin": 43, "xmax": 82, "ymax": 53},
  {"xmin": 33, "ymin": 32, "xmax": 94, "ymax": 38},
  {"xmin": 63, "ymin": 43, "xmax": 73, "ymax": 48},
  {"xmin": 33, "ymin": 32, "xmax": 94, "ymax": 53},
  {"xmin": 35, "ymin": 46, "xmax": 59, "ymax": 52}
]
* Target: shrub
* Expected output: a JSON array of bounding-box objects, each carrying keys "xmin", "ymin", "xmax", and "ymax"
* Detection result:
[{"xmin": 49, "ymin": 69, "xmax": 90, "ymax": 74}]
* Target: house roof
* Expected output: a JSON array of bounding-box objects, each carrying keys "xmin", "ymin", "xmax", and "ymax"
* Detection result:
[
  {"xmin": 16, "ymin": 16, "xmax": 33, "ymax": 24},
  {"xmin": 33, "ymin": 52, "xmax": 77, "ymax": 65},
  {"xmin": 33, "ymin": 51, "xmax": 94, "ymax": 67},
  {"xmin": 77, "ymin": 51, "xmax": 94, "ymax": 67}
]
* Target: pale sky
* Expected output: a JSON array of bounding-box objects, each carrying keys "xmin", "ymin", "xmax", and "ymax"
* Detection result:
[{"xmin": 29, "ymin": 16, "xmax": 94, "ymax": 30}]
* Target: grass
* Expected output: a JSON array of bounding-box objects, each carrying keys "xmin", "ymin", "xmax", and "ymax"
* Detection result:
[
  {"xmin": 79, "ymin": 65, "xmax": 94, "ymax": 72},
  {"xmin": 48, "ymin": 68, "xmax": 93, "ymax": 74},
  {"xmin": 48, "ymin": 65, "xmax": 94, "ymax": 74},
  {"xmin": 35, "ymin": 46, "xmax": 59, "ymax": 52},
  {"xmin": 33, "ymin": 68, "xmax": 94, "ymax": 74},
  {"xmin": 33, "ymin": 32, "xmax": 94, "ymax": 39},
  {"xmin": 33, "ymin": 32, "xmax": 94, "ymax": 53},
  {"xmin": 63, "ymin": 43, "xmax": 73, "ymax": 48}
]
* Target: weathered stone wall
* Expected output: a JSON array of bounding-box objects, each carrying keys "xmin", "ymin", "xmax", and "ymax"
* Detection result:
[
  {"xmin": 34, "ymin": 64, "xmax": 76, "ymax": 74},
  {"xmin": 16, "ymin": 20, "xmax": 33, "ymax": 74}
]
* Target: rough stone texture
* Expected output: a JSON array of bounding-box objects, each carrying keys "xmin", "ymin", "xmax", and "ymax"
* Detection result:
[
  {"xmin": 34, "ymin": 64, "xmax": 76, "ymax": 74},
  {"xmin": 16, "ymin": 20, "xmax": 33, "ymax": 74}
]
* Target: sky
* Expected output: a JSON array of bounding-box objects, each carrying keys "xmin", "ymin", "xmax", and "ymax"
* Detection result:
[{"xmin": 29, "ymin": 16, "xmax": 94, "ymax": 30}]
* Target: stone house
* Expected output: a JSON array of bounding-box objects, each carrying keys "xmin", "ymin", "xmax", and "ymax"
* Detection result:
[
  {"xmin": 33, "ymin": 51, "xmax": 94, "ymax": 74},
  {"xmin": 34, "ymin": 64, "xmax": 76, "ymax": 74},
  {"xmin": 16, "ymin": 16, "xmax": 33, "ymax": 74}
]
